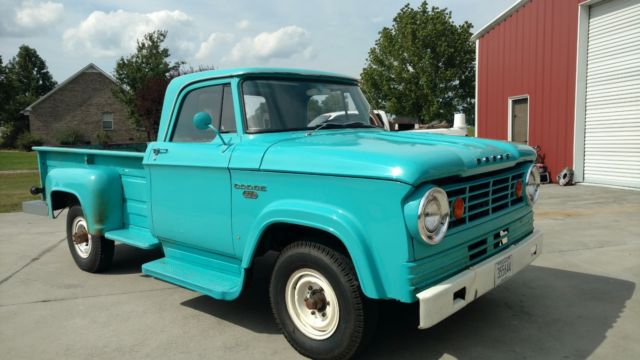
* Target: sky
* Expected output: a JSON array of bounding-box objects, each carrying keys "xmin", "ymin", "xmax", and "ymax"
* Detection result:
[{"xmin": 0, "ymin": 0, "xmax": 515, "ymax": 83}]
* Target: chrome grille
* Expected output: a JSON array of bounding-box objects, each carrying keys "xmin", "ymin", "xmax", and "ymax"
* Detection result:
[{"xmin": 442, "ymin": 165, "xmax": 527, "ymax": 229}]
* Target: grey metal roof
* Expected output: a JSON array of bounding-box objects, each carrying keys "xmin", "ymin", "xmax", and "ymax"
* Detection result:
[{"xmin": 471, "ymin": 0, "xmax": 531, "ymax": 41}]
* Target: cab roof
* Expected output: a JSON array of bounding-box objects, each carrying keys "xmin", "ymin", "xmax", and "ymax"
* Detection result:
[
  {"xmin": 169, "ymin": 67, "xmax": 358, "ymax": 89},
  {"xmin": 158, "ymin": 68, "xmax": 359, "ymax": 140}
]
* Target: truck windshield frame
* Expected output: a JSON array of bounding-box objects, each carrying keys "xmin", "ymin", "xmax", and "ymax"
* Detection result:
[{"xmin": 241, "ymin": 78, "xmax": 375, "ymax": 134}]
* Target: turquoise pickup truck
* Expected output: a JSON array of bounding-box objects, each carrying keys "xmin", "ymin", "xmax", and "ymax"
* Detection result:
[{"xmin": 25, "ymin": 68, "xmax": 542, "ymax": 360}]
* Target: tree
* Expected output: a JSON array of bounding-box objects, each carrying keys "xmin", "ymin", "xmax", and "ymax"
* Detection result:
[
  {"xmin": 361, "ymin": 2, "xmax": 475, "ymax": 124},
  {"xmin": 0, "ymin": 46, "xmax": 57, "ymax": 147},
  {"xmin": 0, "ymin": 56, "xmax": 8, "ymax": 124},
  {"xmin": 134, "ymin": 76, "xmax": 169, "ymax": 141},
  {"xmin": 113, "ymin": 30, "xmax": 184, "ymax": 141}
]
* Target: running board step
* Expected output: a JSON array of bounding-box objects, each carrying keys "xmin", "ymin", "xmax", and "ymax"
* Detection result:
[
  {"xmin": 142, "ymin": 257, "xmax": 244, "ymax": 300},
  {"xmin": 105, "ymin": 228, "xmax": 160, "ymax": 249}
]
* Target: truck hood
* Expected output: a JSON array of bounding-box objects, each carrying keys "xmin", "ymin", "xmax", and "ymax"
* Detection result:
[{"xmin": 259, "ymin": 130, "xmax": 536, "ymax": 185}]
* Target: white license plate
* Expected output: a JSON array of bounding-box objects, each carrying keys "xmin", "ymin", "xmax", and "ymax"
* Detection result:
[{"xmin": 494, "ymin": 255, "xmax": 513, "ymax": 286}]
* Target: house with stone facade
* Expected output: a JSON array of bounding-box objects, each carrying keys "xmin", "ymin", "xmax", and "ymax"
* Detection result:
[{"xmin": 22, "ymin": 63, "xmax": 141, "ymax": 145}]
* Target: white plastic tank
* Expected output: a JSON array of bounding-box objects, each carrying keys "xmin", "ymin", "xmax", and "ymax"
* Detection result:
[{"xmin": 453, "ymin": 113, "xmax": 466, "ymax": 129}]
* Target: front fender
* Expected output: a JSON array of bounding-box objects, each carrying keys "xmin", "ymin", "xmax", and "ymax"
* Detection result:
[
  {"xmin": 45, "ymin": 168, "xmax": 123, "ymax": 236},
  {"xmin": 241, "ymin": 199, "xmax": 384, "ymax": 299}
]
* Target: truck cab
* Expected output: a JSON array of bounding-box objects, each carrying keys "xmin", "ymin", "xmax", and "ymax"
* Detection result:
[{"xmin": 26, "ymin": 68, "xmax": 542, "ymax": 360}]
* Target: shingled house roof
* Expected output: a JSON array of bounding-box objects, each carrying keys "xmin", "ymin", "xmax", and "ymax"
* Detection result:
[{"xmin": 22, "ymin": 63, "xmax": 117, "ymax": 115}]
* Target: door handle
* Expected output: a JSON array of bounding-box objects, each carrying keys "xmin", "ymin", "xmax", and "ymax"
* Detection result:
[{"xmin": 151, "ymin": 148, "xmax": 168, "ymax": 161}]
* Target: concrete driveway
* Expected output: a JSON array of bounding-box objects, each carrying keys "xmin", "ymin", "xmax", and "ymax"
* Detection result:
[{"xmin": 1, "ymin": 184, "xmax": 639, "ymax": 359}]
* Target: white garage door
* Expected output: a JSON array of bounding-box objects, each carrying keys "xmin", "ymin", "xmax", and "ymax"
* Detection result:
[{"xmin": 584, "ymin": 0, "xmax": 640, "ymax": 188}]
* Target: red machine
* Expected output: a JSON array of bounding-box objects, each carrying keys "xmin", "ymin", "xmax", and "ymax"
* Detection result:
[{"xmin": 533, "ymin": 146, "xmax": 550, "ymax": 184}]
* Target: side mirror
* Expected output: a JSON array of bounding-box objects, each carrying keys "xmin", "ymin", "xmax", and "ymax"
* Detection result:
[
  {"xmin": 192, "ymin": 111, "xmax": 228, "ymax": 146},
  {"xmin": 193, "ymin": 111, "xmax": 213, "ymax": 130}
]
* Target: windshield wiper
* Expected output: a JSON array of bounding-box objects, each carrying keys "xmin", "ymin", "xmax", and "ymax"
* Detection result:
[
  {"xmin": 305, "ymin": 122, "xmax": 341, "ymax": 136},
  {"xmin": 306, "ymin": 121, "xmax": 374, "ymax": 136}
]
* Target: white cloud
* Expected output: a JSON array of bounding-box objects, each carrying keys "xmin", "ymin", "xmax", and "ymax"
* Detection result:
[
  {"xmin": 62, "ymin": 9, "xmax": 194, "ymax": 58},
  {"xmin": 15, "ymin": 1, "xmax": 63, "ymax": 28},
  {"xmin": 224, "ymin": 26, "xmax": 312, "ymax": 64},
  {"xmin": 0, "ymin": 1, "xmax": 63, "ymax": 35},
  {"xmin": 195, "ymin": 33, "xmax": 234, "ymax": 60},
  {"xmin": 236, "ymin": 19, "xmax": 250, "ymax": 30}
]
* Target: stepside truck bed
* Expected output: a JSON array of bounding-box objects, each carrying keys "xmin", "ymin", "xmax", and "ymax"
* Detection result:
[{"xmin": 26, "ymin": 144, "xmax": 159, "ymax": 249}]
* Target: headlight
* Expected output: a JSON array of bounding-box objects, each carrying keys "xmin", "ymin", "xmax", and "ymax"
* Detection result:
[
  {"xmin": 418, "ymin": 187, "xmax": 450, "ymax": 245},
  {"xmin": 526, "ymin": 165, "xmax": 541, "ymax": 204}
]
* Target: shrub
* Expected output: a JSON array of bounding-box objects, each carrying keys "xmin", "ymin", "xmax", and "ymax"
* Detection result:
[
  {"xmin": 15, "ymin": 132, "xmax": 44, "ymax": 151},
  {"xmin": 0, "ymin": 124, "xmax": 15, "ymax": 149},
  {"xmin": 57, "ymin": 130, "xmax": 85, "ymax": 146},
  {"xmin": 95, "ymin": 130, "xmax": 113, "ymax": 146}
]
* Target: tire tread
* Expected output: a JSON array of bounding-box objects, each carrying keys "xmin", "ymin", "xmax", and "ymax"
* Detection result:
[
  {"xmin": 270, "ymin": 241, "xmax": 375, "ymax": 360},
  {"xmin": 66, "ymin": 205, "xmax": 114, "ymax": 273}
]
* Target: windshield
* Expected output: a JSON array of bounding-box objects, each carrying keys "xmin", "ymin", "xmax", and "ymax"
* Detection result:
[{"xmin": 242, "ymin": 79, "xmax": 377, "ymax": 133}]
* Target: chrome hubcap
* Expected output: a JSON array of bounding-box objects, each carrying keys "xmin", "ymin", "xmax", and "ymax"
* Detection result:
[
  {"xmin": 72, "ymin": 217, "xmax": 91, "ymax": 259},
  {"xmin": 285, "ymin": 268, "xmax": 339, "ymax": 340}
]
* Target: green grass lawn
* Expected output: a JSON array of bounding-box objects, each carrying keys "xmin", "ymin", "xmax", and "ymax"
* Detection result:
[
  {"xmin": 0, "ymin": 172, "xmax": 41, "ymax": 213},
  {"xmin": 0, "ymin": 151, "xmax": 40, "ymax": 212},
  {"xmin": 0, "ymin": 151, "xmax": 38, "ymax": 171}
]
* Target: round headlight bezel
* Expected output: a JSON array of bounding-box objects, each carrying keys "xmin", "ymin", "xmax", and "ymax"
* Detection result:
[
  {"xmin": 418, "ymin": 187, "xmax": 450, "ymax": 245},
  {"xmin": 525, "ymin": 165, "xmax": 541, "ymax": 204}
]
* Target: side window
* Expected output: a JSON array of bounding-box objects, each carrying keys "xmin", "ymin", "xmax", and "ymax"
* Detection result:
[
  {"xmin": 101, "ymin": 112, "xmax": 114, "ymax": 130},
  {"xmin": 172, "ymin": 84, "xmax": 236, "ymax": 142}
]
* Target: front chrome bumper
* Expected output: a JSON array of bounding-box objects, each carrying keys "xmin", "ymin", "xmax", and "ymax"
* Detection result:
[{"xmin": 417, "ymin": 229, "xmax": 543, "ymax": 329}]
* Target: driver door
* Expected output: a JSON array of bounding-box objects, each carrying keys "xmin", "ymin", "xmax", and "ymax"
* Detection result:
[{"xmin": 144, "ymin": 81, "xmax": 238, "ymax": 257}]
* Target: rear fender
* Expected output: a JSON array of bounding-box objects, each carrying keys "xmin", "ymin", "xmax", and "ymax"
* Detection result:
[{"xmin": 45, "ymin": 168, "xmax": 123, "ymax": 236}]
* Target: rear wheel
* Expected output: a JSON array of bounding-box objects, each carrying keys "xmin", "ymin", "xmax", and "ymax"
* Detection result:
[
  {"xmin": 270, "ymin": 241, "xmax": 377, "ymax": 360},
  {"xmin": 66, "ymin": 205, "xmax": 114, "ymax": 273}
]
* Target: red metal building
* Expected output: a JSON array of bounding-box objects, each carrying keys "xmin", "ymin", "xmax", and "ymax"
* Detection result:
[{"xmin": 473, "ymin": 0, "xmax": 640, "ymax": 188}]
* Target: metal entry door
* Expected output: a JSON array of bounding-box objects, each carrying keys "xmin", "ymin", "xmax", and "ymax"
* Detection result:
[{"xmin": 511, "ymin": 98, "xmax": 529, "ymax": 144}]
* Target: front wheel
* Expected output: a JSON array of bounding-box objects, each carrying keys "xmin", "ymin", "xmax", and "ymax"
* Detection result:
[
  {"xmin": 66, "ymin": 205, "xmax": 114, "ymax": 273},
  {"xmin": 270, "ymin": 241, "xmax": 377, "ymax": 360}
]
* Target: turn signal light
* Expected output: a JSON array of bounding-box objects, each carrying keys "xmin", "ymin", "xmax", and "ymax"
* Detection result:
[
  {"xmin": 453, "ymin": 198, "xmax": 465, "ymax": 219},
  {"xmin": 515, "ymin": 180, "xmax": 523, "ymax": 198}
]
